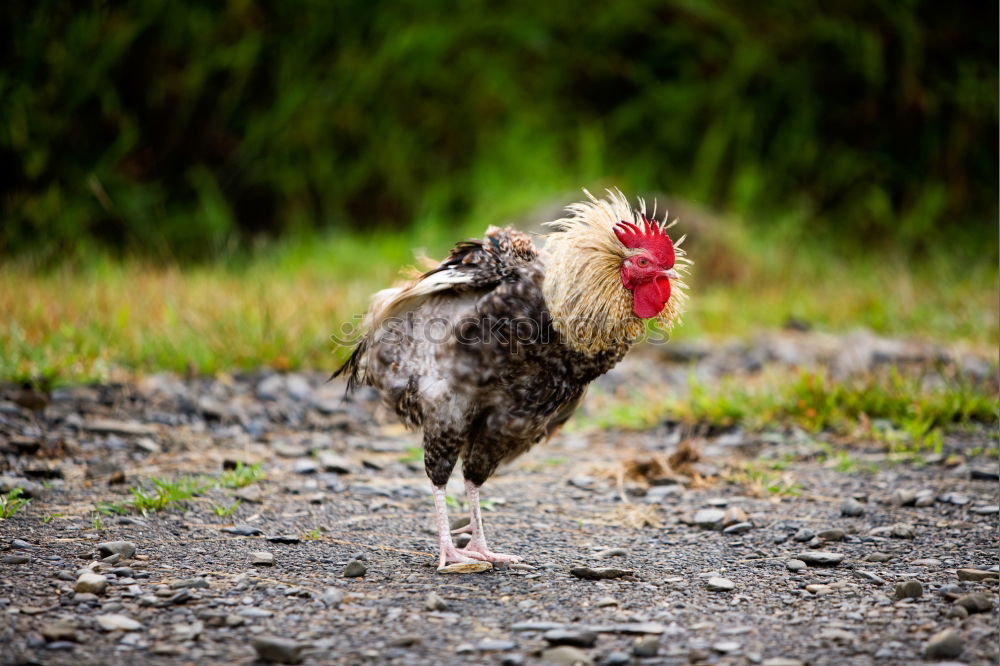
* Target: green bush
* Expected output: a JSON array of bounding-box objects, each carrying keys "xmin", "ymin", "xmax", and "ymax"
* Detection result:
[{"xmin": 2, "ymin": 0, "xmax": 996, "ymax": 261}]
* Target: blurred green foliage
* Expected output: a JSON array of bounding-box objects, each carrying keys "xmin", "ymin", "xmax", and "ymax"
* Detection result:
[{"xmin": 3, "ymin": 0, "xmax": 996, "ymax": 261}]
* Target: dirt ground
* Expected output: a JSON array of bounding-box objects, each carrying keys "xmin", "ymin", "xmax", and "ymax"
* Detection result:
[{"xmin": 1, "ymin": 331, "xmax": 998, "ymax": 666}]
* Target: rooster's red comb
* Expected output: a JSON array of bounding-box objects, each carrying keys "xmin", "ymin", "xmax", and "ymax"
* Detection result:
[{"xmin": 614, "ymin": 215, "xmax": 675, "ymax": 266}]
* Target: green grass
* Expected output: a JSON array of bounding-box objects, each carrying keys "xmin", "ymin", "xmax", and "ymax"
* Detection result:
[
  {"xmin": 0, "ymin": 488, "xmax": 30, "ymax": 519},
  {"xmin": 95, "ymin": 464, "xmax": 265, "ymax": 517},
  {"xmin": 1, "ymin": 210, "xmax": 996, "ymax": 385},
  {"xmin": 576, "ymin": 367, "xmax": 999, "ymax": 452},
  {"xmin": 218, "ymin": 462, "xmax": 264, "ymax": 489}
]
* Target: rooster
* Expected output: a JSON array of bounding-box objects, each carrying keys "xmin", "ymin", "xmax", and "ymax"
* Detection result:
[{"xmin": 334, "ymin": 189, "xmax": 688, "ymax": 568}]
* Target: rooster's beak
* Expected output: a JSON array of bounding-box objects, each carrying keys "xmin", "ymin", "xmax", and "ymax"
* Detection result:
[{"xmin": 662, "ymin": 268, "xmax": 680, "ymax": 279}]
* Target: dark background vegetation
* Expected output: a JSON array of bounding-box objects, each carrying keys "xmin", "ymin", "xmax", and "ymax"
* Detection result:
[{"xmin": 2, "ymin": 0, "xmax": 997, "ymax": 261}]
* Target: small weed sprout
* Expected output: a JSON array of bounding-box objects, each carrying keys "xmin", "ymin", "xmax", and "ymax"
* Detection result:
[
  {"xmin": 0, "ymin": 488, "xmax": 30, "ymax": 519},
  {"xmin": 211, "ymin": 500, "xmax": 241, "ymax": 517},
  {"xmin": 218, "ymin": 462, "xmax": 264, "ymax": 489}
]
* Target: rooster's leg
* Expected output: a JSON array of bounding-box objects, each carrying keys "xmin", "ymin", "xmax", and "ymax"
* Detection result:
[
  {"xmin": 432, "ymin": 485, "xmax": 478, "ymax": 569},
  {"xmin": 456, "ymin": 480, "xmax": 523, "ymax": 564}
]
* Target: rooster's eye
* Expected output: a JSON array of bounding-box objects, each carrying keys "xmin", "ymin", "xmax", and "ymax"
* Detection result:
[{"xmin": 635, "ymin": 257, "xmax": 650, "ymax": 268}]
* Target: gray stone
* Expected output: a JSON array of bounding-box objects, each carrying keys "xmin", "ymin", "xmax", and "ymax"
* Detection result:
[
  {"xmin": 723, "ymin": 522, "xmax": 753, "ymax": 535},
  {"xmin": 292, "ymin": 459, "xmax": 318, "ymax": 475},
  {"xmin": 543, "ymin": 629, "xmax": 597, "ymax": 647},
  {"xmin": 792, "ymin": 528, "xmax": 815, "ymax": 542},
  {"xmin": 343, "ymin": 560, "xmax": 367, "ymax": 577},
  {"xmin": 222, "ymin": 524, "xmax": 263, "ymax": 536},
  {"xmin": 250, "ymin": 551, "xmax": 275, "ymax": 566},
  {"xmin": 478, "ymin": 638, "xmax": 516, "ymax": 651},
  {"xmin": 914, "ymin": 491, "xmax": 935, "ymax": 507},
  {"xmin": 2, "ymin": 555, "xmax": 29, "ymax": 564},
  {"xmin": 817, "ymin": 528, "xmax": 845, "ymax": 541},
  {"xmin": 796, "ymin": 551, "xmax": 844, "ymax": 566},
  {"xmin": 924, "ymin": 629, "xmax": 963, "ymax": 660},
  {"xmin": 318, "ymin": 452, "xmax": 352, "ymax": 474},
  {"xmin": 10, "ymin": 538, "xmax": 33, "ymax": 550},
  {"xmin": 321, "ymin": 587, "xmax": 344, "ymax": 607},
  {"xmin": 693, "ymin": 508, "xmax": 726, "ymax": 529},
  {"xmin": 957, "ymin": 568, "xmax": 999, "ymax": 582},
  {"xmin": 894, "ymin": 580, "xmax": 923, "ymax": 599},
  {"xmin": 786, "ymin": 559, "xmax": 806, "ymax": 572},
  {"xmin": 762, "ymin": 660, "xmax": 804, "ymax": 666},
  {"xmin": 75, "ymin": 573, "xmax": 108, "ymax": 595},
  {"xmin": 252, "ymin": 636, "xmax": 304, "ymax": 664},
  {"xmin": 840, "ymin": 498, "xmax": 864, "ymax": 517},
  {"xmin": 97, "ymin": 541, "xmax": 136, "ymax": 559},
  {"xmin": 954, "ymin": 592, "xmax": 994, "ymax": 614},
  {"xmin": 595, "ymin": 547, "xmax": 628, "ymax": 559},
  {"xmin": 947, "ymin": 605, "xmax": 969, "ymax": 619},
  {"xmin": 541, "ymin": 646, "xmax": 592, "ymax": 665},
  {"xmin": 425, "ymin": 591, "xmax": 448, "ymax": 611},
  {"xmin": 713, "ymin": 641, "xmax": 741, "ymax": 654},
  {"xmin": 632, "ymin": 635, "xmax": 659, "ymax": 657},
  {"xmin": 41, "ymin": 621, "xmax": 78, "ymax": 643},
  {"xmin": 707, "ymin": 576, "xmax": 736, "ymax": 591},
  {"xmin": 170, "ymin": 577, "xmax": 209, "ymax": 589},
  {"xmin": 890, "ymin": 489, "xmax": 917, "ymax": 506},
  {"xmin": 96, "ymin": 614, "xmax": 143, "ymax": 632},
  {"xmin": 569, "ymin": 567, "xmax": 632, "ymax": 580},
  {"xmin": 603, "ymin": 651, "xmax": 631, "ymax": 666},
  {"xmin": 970, "ymin": 504, "xmax": 999, "ymax": 515}
]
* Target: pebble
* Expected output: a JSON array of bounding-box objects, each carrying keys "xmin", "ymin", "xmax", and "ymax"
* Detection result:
[
  {"xmin": 817, "ymin": 528, "xmax": 845, "ymax": 541},
  {"xmin": 632, "ymin": 635, "xmax": 659, "ymax": 657},
  {"xmin": 170, "ymin": 577, "xmax": 209, "ymax": 589},
  {"xmin": 569, "ymin": 567, "xmax": 632, "ymax": 580},
  {"xmin": 540, "ymin": 646, "xmax": 592, "ymax": 666},
  {"xmin": 911, "ymin": 558, "xmax": 940, "ymax": 567},
  {"xmin": 762, "ymin": 660, "xmax": 804, "ymax": 666},
  {"xmin": 786, "ymin": 559, "xmax": 806, "ymax": 572},
  {"xmin": 41, "ymin": 621, "xmax": 78, "ymax": 643},
  {"xmin": 266, "ymin": 535, "xmax": 301, "ymax": 544},
  {"xmin": 840, "ymin": 498, "xmax": 864, "ymax": 516},
  {"xmin": 595, "ymin": 596, "xmax": 619, "ymax": 607},
  {"xmin": 425, "ymin": 591, "xmax": 448, "ymax": 611},
  {"xmin": 478, "ymin": 638, "xmax": 516, "ymax": 651},
  {"xmin": 937, "ymin": 584, "xmax": 963, "ymax": 601},
  {"xmin": 707, "ymin": 577, "xmax": 736, "ymax": 591},
  {"xmin": 890, "ymin": 489, "xmax": 917, "ymax": 506},
  {"xmin": 796, "ymin": 551, "xmax": 844, "ymax": 566},
  {"xmin": 96, "ymin": 614, "xmax": 143, "ymax": 632},
  {"xmin": 722, "ymin": 522, "xmax": 753, "ymax": 535},
  {"xmin": 914, "ymin": 491, "xmax": 935, "ymax": 507},
  {"xmin": 970, "ymin": 504, "xmax": 999, "ymax": 515},
  {"xmin": 75, "ymin": 573, "xmax": 108, "ymax": 595},
  {"xmin": 721, "ymin": 506, "xmax": 748, "ymax": 527},
  {"xmin": 250, "ymin": 551, "xmax": 275, "ymax": 566},
  {"xmin": 924, "ymin": 628, "xmax": 963, "ymax": 660},
  {"xmin": 252, "ymin": 636, "xmax": 304, "ymax": 664},
  {"xmin": 343, "ymin": 560, "xmax": 366, "ymax": 577},
  {"xmin": 954, "ymin": 592, "xmax": 994, "ymax": 614},
  {"xmin": 603, "ymin": 651, "xmax": 631, "ymax": 666},
  {"xmin": 72, "ymin": 592, "xmax": 99, "ymax": 605},
  {"xmin": 693, "ymin": 508, "xmax": 726, "ymax": 529},
  {"xmin": 2, "ymin": 555, "xmax": 29, "ymax": 564},
  {"xmin": 865, "ymin": 552, "xmax": 892, "ymax": 563},
  {"xmin": 854, "ymin": 570, "xmax": 886, "ymax": 585},
  {"xmin": 957, "ymin": 568, "xmax": 998, "ymax": 582},
  {"xmin": 894, "ymin": 580, "xmax": 923, "ymax": 599},
  {"xmin": 222, "ymin": 525, "xmax": 263, "ymax": 536},
  {"xmin": 595, "ymin": 548, "xmax": 628, "ymax": 559},
  {"xmin": 292, "ymin": 459, "xmax": 318, "ymax": 475},
  {"xmin": 97, "ymin": 541, "xmax": 136, "ymax": 559},
  {"xmin": 321, "ymin": 587, "xmax": 344, "ymax": 607},
  {"xmin": 939, "ymin": 493, "xmax": 969, "ymax": 506},
  {"xmin": 543, "ymin": 629, "xmax": 597, "ymax": 648},
  {"xmin": 947, "ymin": 605, "xmax": 969, "ymax": 619},
  {"xmin": 792, "ymin": 528, "xmax": 815, "ymax": 542},
  {"xmin": 10, "ymin": 538, "xmax": 33, "ymax": 550},
  {"xmin": 713, "ymin": 641, "xmax": 741, "ymax": 654}
]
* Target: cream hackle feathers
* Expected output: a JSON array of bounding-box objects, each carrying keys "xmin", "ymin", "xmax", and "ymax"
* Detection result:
[{"xmin": 542, "ymin": 188, "xmax": 690, "ymax": 355}]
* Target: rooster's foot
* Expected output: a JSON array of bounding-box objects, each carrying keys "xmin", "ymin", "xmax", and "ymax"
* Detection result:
[
  {"xmin": 438, "ymin": 544, "xmax": 480, "ymax": 569},
  {"xmin": 456, "ymin": 545, "xmax": 522, "ymax": 564}
]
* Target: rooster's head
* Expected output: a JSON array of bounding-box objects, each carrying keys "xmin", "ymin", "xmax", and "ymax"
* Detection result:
[
  {"xmin": 542, "ymin": 188, "xmax": 689, "ymax": 354},
  {"xmin": 613, "ymin": 217, "xmax": 679, "ymax": 319}
]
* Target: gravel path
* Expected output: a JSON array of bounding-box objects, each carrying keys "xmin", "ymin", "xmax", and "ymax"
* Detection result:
[{"xmin": 1, "ymin": 331, "xmax": 997, "ymax": 665}]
